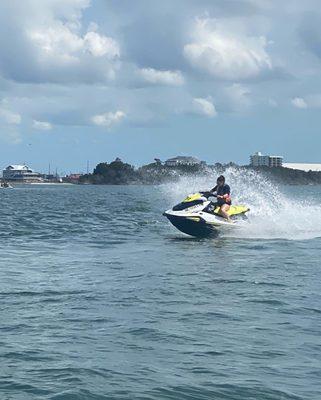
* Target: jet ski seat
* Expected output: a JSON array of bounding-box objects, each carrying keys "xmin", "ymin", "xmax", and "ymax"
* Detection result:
[{"xmin": 213, "ymin": 205, "xmax": 249, "ymax": 216}]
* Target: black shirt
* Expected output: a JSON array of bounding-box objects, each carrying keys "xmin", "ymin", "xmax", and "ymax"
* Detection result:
[{"xmin": 212, "ymin": 184, "xmax": 231, "ymax": 205}]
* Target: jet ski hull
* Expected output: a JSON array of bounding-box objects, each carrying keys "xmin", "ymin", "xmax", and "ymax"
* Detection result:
[
  {"xmin": 163, "ymin": 210, "xmax": 244, "ymax": 238},
  {"xmin": 163, "ymin": 192, "xmax": 249, "ymax": 238},
  {"xmin": 164, "ymin": 213, "xmax": 219, "ymax": 238}
]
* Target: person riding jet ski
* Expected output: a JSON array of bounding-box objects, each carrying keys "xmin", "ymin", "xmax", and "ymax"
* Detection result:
[
  {"xmin": 210, "ymin": 175, "xmax": 232, "ymax": 222},
  {"xmin": 163, "ymin": 179, "xmax": 249, "ymax": 238}
]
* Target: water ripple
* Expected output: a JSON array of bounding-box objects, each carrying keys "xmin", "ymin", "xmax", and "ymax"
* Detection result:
[{"xmin": 1, "ymin": 185, "xmax": 321, "ymax": 399}]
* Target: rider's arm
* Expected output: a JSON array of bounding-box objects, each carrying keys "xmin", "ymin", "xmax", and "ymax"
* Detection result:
[
  {"xmin": 210, "ymin": 185, "xmax": 218, "ymax": 193},
  {"xmin": 219, "ymin": 185, "xmax": 231, "ymax": 202}
]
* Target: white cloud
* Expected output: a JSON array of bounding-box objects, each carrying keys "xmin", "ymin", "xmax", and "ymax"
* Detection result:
[
  {"xmin": 0, "ymin": 107, "xmax": 21, "ymax": 125},
  {"xmin": 84, "ymin": 31, "xmax": 119, "ymax": 58},
  {"xmin": 29, "ymin": 23, "xmax": 83, "ymax": 64},
  {"xmin": 223, "ymin": 83, "xmax": 251, "ymax": 111},
  {"xmin": 193, "ymin": 97, "xmax": 217, "ymax": 117},
  {"xmin": 291, "ymin": 97, "xmax": 307, "ymax": 109},
  {"xmin": 91, "ymin": 110, "xmax": 126, "ymax": 128},
  {"xmin": 0, "ymin": 1, "xmax": 121, "ymax": 84},
  {"xmin": 184, "ymin": 17, "xmax": 272, "ymax": 80},
  {"xmin": 139, "ymin": 68, "xmax": 184, "ymax": 86},
  {"xmin": 29, "ymin": 23, "xmax": 120, "ymax": 63},
  {"xmin": 33, "ymin": 119, "xmax": 53, "ymax": 130},
  {"xmin": 306, "ymin": 94, "xmax": 321, "ymax": 108},
  {"xmin": 0, "ymin": 0, "xmax": 317, "ymax": 134}
]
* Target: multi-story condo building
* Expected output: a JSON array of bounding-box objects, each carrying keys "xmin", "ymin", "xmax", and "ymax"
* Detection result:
[{"xmin": 250, "ymin": 152, "xmax": 283, "ymax": 168}]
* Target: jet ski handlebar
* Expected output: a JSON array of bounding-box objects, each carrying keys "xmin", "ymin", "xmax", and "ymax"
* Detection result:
[{"xmin": 199, "ymin": 191, "xmax": 217, "ymax": 198}]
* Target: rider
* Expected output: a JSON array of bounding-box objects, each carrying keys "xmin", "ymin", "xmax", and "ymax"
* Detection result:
[{"xmin": 210, "ymin": 175, "xmax": 232, "ymax": 222}]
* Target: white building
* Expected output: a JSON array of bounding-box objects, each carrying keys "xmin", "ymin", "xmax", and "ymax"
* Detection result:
[
  {"xmin": 250, "ymin": 152, "xmax": 283, "ymax": 168},
  {"xmin": 165, "ymin": 156, "xmax": 205, "ymax": 167},
  {"xmin": 3, "ymin": 165, "xmax": 43, "ymax": 182},
  {"xmin": 283, "ymin": 163, "xmax": 321, "ymax": 172}
]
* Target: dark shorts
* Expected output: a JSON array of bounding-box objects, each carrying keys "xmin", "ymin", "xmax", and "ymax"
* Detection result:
[{"xmin": 215, "ymin": 200, "xmax": 232, "ymax": 207}]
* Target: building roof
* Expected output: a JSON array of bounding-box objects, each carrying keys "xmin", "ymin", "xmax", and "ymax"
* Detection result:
[
  {"xmin": 251, "ymin": 152, "xmax": 283, "ymax": 158},
  {"xmin": 166, "ymin": 156, "xmax": 201, "ymax": 163},
  {"xmin": 5, "ymin": 165, "xmax": 32, "ymax": 171},
  {"xmin": 284, "ymin": 163, "xmax": 321, "ymax": 172}
]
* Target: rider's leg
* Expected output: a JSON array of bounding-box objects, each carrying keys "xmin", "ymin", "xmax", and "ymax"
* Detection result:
[{"xmin": 220, "ymin": 204, "xmax": 231, "ymax": 221}]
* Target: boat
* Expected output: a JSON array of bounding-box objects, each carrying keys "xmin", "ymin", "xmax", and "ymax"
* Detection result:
[
  {"xmin": 0, "ymin": 181, "xmax": 13, "ymax": 189},
  {"xmin": 163, "ymin": 191, "xmax": 249, "ymax": 237}
]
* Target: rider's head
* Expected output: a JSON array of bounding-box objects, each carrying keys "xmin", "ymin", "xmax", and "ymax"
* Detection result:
[{"xmin": 217, "ymin": 175, "xmax": 225, "ymax": 187}]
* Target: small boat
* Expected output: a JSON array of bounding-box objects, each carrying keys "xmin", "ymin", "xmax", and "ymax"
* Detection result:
[{"xmin": 0, "ymin": 181, "xmax": 13, "ymax": 189}]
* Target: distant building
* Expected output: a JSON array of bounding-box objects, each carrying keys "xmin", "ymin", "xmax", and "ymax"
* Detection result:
[
  {"xmin": 283, "ymin": 163, "xmax": 321, "ymax": 172},
  {"xmin": 269, "ymin": 156, "xmax": 283, "ymax": 167},
  {"xmin": 3, "ymin": 164, "xmax": 43, "ymax": 182},
  {"xmin": 62, "ymin": 173, "xmax": 83, "ymax": 183},
  {"xmin": 165, "ymin": 156, "xmax": 206, "ymax": 167},
  {"xmin": 250, "ymin": 152, "xmax": 283, "ymax": 168}
]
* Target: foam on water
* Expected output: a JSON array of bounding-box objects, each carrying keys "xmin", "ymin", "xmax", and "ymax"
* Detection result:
[{"xmin": 161, "ymin": 168, "xmax": 321, "ymax": 240}]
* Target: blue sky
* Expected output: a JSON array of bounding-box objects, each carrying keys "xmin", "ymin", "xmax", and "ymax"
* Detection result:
[{"xmin": 1, "ymin": 0, "xmax": 321, "ymax": 173}]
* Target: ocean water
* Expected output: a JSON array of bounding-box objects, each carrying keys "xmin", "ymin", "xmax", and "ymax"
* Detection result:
[{"xmin": 1, "ymin": 173, "xmax": 321, "ymax": 400}]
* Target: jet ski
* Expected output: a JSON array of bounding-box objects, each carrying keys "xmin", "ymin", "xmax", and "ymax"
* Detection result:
[{"xmin": 163, "ymin": 191, "xmax": 250, "ymax": 238}]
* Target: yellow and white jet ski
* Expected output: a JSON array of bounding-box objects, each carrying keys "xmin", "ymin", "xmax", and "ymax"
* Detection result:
[{"xmin": 163, "ymin": 192, "xmax": 249, "ymax": 237}]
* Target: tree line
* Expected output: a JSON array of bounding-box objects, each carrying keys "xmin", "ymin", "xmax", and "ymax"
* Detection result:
[{"xmin": 78, "ymin": 159, "xmax": 321, "ymax": 185}]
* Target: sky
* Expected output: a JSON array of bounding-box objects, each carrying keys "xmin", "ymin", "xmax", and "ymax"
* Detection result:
[{"xmin": 1, "ymin": 0, "xmax": 321, "ymax": 173}]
